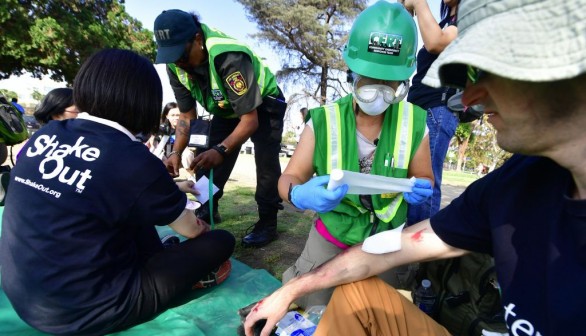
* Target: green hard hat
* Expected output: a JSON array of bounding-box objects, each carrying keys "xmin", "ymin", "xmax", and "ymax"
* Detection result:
[{"xmin": 343, "ymin": 1, "xmax": 418, "ymax": 81}]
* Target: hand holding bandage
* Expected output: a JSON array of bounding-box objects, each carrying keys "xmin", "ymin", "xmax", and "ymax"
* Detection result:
[
  {"xmin": 290, "ymin": 175, "xmax": 348, "ymax": 213},
  {"xmin": 402, "ymin": 178, "xmax": 433, "ymax": 205}
]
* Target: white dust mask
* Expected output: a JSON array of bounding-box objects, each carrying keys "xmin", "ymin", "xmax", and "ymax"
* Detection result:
[{"xmin": 354, "ymin": 92, "xmax": 391, "ymax": 116}]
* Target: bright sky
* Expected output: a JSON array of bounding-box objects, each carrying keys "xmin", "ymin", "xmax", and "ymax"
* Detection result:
[{"xmin": 0, "ymin": 0, "xmax": 440, "ymax": 123}]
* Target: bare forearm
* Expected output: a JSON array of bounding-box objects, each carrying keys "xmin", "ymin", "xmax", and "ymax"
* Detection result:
[
  {"xmin": 278, "ymin": 174, "xmax": 304, "ymax": 203},
  {"xmin": 414, "ymin": 0, "xmax": 440, "ymax": 44},
  {"xmin": 284, "ymin": 220, "xmax": 466, "ymax": 301},
  {"xmin": 413, "ymin": 0, "xmax": 457, "ymax": 53},
  {"xmin": 286, "ymin": 246, "xmax": 384, "ymax": 299},
  {"xmin": 244, "ymin": 220, "xmax": 466, "ymax": 336},
  {"xmin": 399, "ymin": 221, "xmax": 466, "ymax": 262},
  {"xmin": 173, "ymin": 108, "xmax": 197, "ymax": 153}
]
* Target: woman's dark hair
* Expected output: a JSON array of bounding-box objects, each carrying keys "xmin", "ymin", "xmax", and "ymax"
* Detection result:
[
  {"xmin": 161, "ymin": 102, "xmax": 178, "ymax": 124},
  {"xmin": 440, "ymin": 0, "xmax": 459, "ymax": 21},
  {"xmin": 191, "ymin": 13, "xmax": 202, "ymax": 31},
  {"xmin": 33, "ymin": 88, "xmax": 74, "ymax": 124},
  {"xmin": 73, "ymin": 48, "xmax": 162, "ymax": 134}
]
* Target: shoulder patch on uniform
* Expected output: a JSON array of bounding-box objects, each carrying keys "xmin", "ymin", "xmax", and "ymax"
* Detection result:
[{"xmin": 225, "ymin": 71, "xmax": 248, "ymax": 96}]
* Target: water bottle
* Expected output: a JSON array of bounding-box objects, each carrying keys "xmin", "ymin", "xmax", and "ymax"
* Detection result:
[
  {"xmin": 304, "ymin": 305, "xmax": 326, "ymax": 325},
  {"xmin": 413, "ymin": 279, "xmax": 436, "ymax": 316},
  {"xmin": 275, "ymin": 311, "xmax": 316, "ymax": 336}
]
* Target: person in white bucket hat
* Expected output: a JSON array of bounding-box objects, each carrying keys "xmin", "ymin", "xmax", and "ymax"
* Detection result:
[{"xmin": 244, "ymin": 0, "xmax": 586, "ymax": 335}]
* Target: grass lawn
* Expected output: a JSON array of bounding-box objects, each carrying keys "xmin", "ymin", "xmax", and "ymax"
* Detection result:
[
  {"xmin": 442, "ymin": 170, "xmax": 479, "ymax": 186},
  {"xmin": 211, "ymin": 184, "xmax": 315, "ymax": 279}
]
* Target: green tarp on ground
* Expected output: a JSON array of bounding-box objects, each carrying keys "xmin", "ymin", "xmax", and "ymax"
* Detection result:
[{"xmin": 0, "ymin": 207, "xmax": 281, "ymax": 335}]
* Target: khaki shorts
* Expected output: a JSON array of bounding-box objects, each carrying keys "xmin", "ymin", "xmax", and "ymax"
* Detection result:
[{"xmin": 315, "ymin": 277, "xmax": 451, "ymax": 336}]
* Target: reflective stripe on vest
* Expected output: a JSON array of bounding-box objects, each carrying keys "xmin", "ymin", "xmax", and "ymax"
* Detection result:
[
  {"xmin": 375, "ymin": 192, "xmax": 404, "ymax": 222},
  {"xmin": 324, "ymin": 102, "xmax": 367, "ymax": 215},
  {"xmin": 323, "ymin": 104, "xmax": 342, "ymax": 173},
  {"xmin": 375, "ymin": 102, "xmax": 413, "ymax": 222},
  {"xmin": 175, "ymin": 68, "xmax": 193, "ymax": 91},
  {"xmin": 394, "ymin": 102, "xmax": 414, "ymax": 169}
]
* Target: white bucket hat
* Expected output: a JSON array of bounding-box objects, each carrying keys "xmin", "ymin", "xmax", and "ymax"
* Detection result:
[{"xmin": 423, "ymin": 0, "xmax": 586, "ymax": 88}]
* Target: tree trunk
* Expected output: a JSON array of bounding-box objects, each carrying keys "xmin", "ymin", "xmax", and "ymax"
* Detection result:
[
  {"xmin": 487, "ymin": 136, "xmax": 501, "ymax": 173},
  {"xmin": 456, "ymin": 138, "xmax": 470, "ymax": 172},
  {"xmin": 319, "ymin": 64, "xmax": 328, "ymax": 104}
]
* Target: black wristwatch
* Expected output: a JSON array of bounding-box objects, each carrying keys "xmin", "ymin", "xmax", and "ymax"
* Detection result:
[{"xmin": 212, "ymin": 144, "xmax": 229, "ymax": 158}]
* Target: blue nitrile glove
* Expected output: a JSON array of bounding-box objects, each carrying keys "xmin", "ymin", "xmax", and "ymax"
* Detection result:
[
  {"xmin": 290, "ymin": 175, "xmax": 349, "ymax": 213},
  {"xmin": 403, "ymin": 178, "xmax": 433, "ymax": 205}
]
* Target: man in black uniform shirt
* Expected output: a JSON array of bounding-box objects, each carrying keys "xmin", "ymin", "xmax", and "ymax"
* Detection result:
[{"xmin": 154, "ymin": 9, "xmax": 286, "ymax": 247}]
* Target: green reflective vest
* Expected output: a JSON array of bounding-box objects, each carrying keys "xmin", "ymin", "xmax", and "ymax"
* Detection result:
[
  {"xmin": 168, "ymin": 24, "xmax": 280, "ymax": 118},
  {"xmin": 312, "ymin": 94, "xmax": 427, "ymax": 246}
]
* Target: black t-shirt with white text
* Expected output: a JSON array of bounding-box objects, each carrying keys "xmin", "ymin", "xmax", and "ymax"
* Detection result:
[
  {"xmin": 431, "ymin": 155, "xmax": 586, "ymax": 335},
  {"xmin": 0, "ymin": 114, "xmax": 186, "ymax": 334}
]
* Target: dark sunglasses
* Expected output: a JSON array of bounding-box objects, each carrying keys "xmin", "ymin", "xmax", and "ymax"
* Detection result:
[{"xmin": 466, "ymin": 65, "xmax": 486, "ymax": 84}]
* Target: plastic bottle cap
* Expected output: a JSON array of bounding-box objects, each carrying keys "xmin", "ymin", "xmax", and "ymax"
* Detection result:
[{"xmin": 422, "ymin": 279, "xmax": 431, "ymax": 288}]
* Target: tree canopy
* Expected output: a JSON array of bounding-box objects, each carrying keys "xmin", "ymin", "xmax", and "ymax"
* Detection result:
[
  {"xmin": 236, "ymin": 0, "xmax": 368, "ymax": 105},
  {"xmin": 0, "ymin": 0, "xmax": 156, "ymax": 84},
  {"xmin": 465, "ymin": 119, "xmax": 512, "ymax": 173},
  {"xmin": 0, "ymin": 89, "xmax": 18, "ymax": 101}
]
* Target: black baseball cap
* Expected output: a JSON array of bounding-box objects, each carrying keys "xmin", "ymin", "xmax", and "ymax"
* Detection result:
[{"xmin": 153, "ymin": 9, "xmax": 199, "ymax": 64}]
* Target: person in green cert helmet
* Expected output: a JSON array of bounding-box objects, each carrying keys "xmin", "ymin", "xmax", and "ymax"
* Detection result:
[
  {"xmin": 154, "ymin": 9, "xmax": 287, "ymax": 248},
  {"xmin": 278, "ymin": 0, "xmax": 434, "ymax": 309}
]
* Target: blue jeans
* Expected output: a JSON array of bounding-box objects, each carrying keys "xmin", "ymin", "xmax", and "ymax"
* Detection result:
[{"xmin": 407, "ymin": 105, "xmax": 459, "ymax": 225}]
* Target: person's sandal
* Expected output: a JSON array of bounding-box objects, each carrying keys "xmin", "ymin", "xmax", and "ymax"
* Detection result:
[{"xmin": 192, "ymin": 259, "xmax": 232, "ymax": 289}]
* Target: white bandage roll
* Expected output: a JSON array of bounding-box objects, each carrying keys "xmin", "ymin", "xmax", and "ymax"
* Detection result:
[{"xmin": 327, "ymin": 169, "xmax": 415, "ymax": 195}]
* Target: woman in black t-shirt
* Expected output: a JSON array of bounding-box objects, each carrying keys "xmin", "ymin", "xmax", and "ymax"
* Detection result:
[{"xmin": 0, "ymin": 49, "xmax": 235, "ymax": 336}]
